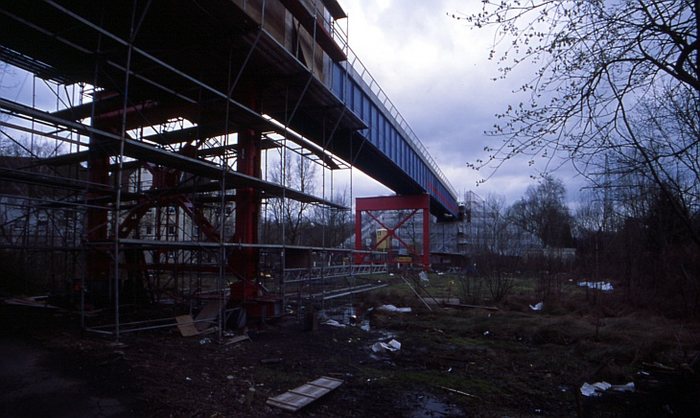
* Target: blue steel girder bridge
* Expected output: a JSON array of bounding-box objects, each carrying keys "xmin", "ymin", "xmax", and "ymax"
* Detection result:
[{"xmin": 0, "ymin": 0, "xmax": 459, "ymax": 329}]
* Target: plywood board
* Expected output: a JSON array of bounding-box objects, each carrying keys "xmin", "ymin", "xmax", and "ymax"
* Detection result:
[
  {"xmin": 194, "ymin": 300, "xmax": 221, "ymax": 331},
  {"xmin": 175, "ymin": 315, "xmax": 200, "ymax": 337}
]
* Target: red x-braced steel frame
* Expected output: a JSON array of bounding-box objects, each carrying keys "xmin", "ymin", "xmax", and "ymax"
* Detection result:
[
  {"xmin": 355, "ymin": 194, "xmax": 430, "ymax": 270},
  {"xmin": 84, "ymin": 93, "xmax": 264, "ymax": 286}
]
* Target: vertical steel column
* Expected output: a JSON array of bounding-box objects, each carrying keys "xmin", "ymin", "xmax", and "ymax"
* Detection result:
[
  {"xmin": 111, "ymin": 0, "xmax": 143, "ymax": 342},
  {"xmin": 231, "ymin": 125, "xmax": 261, "ymax": 280},
  {"xmin": 86, "ymin": 107, "xmax": 111, "ymax": 295},
  {"xmin": 354, "ymin": 206, "xmax": 363, "ymax": 265},
  {"xmin": 422, "ymin": 199, "xmax": 430, "ymax": 269}
]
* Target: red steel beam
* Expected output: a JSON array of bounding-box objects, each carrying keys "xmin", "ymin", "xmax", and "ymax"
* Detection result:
[{"xmin": 355, "ymin": 194, "xmax": 431, "ymax": 270}]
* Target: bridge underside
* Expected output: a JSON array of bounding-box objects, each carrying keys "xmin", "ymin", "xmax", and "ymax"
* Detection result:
[
  {"xmin": 0, "ymin": 1, "xmax": 365, "ymax": 138},
  {"xmin": 1, "ymin": 1, "xmax": 460, "ymax": 218},
  {"xmin": 0, "ymin": 1, "xmax": 460, "ymax": 335}
]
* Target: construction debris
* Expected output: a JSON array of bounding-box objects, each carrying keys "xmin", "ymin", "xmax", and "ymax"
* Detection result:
[
  {"xmin": 224, "ymin": 335, "xmax": 251, "ymax": 345},
  {"xmin": 577, "ymin": 281, "xmax": 614, "ymax": 292},
  {"xmin": 377, "ymin": 304, "xmax": 412, "ymax": 313},
  {"xmin": 529, "ymin": 302, "xmax": 544, "ymax": 311},
  {"xmin": 175, "ymin": 315, "xmax": 200, "ymax": 337},
  {"xmin": 580, "ymin": 381, "xmax": 635, "ymax": 397},
  {"xmin": 266, "ymin": 376, "xmax": 344, "ymax": 412},
  {"xmin": 194, "ymin": 300, "xmax": 222, "ymax": 331},
  {"xmin": 371, "ymin": 339, "xmax": 401, "ymax": 353},
  {"xmin": 3, "ymin": 296, "xmax": 60, "ymax": 309},
  {"xmin": 438, "ymin": 385, "xmax": 480, "ymax": 399},
  {"xmin": 400, "ymin": 275, "xmax": 433, "ymax": 311},
  {"xmin": 580, "ymin": 381, "xmax": 611, "ymax": 397}
]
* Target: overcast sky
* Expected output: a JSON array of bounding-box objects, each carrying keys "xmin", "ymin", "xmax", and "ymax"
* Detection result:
[{"xmin": 338, "ymin": 0, "xmax": 585, "ymax": 205}]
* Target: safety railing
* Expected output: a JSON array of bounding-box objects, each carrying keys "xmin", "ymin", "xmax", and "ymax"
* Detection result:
[{"xmin": 284, "ymin": 262, "xmax": 387, "ymax": 284}]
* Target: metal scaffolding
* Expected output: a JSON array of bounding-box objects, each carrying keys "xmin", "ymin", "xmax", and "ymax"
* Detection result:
[{"xmin": 0, "ymin": 0, "xmax": 389, "ymax": 339}]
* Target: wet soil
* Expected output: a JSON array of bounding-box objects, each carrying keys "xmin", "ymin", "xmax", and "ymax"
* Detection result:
[{"xmin": 1, "ymin": 300, "xmax": 699, "ymax": 417}]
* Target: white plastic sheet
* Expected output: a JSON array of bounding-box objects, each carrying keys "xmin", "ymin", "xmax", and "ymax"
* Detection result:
[
  {"xmin": 371, "ymin": 339, "xmax": 401, "ymax": 353},
  {"xmin": 377, "ymin": 304, "xmax": 412, "ymax": 313},
  {"xmin": 580, "ymin": 381, "xmax": 634, "ymax": 397},
  {"xmin": 612, "ymin": 382, "xmax": 636, "ymax": 392},
  {"xmin": 580, "ymin": 381, "xmax": 611, "ymax": 397},
  {"xmin": 577, "ymin": 281, "xmax": 614, "ymax": 292},
  {"xmin": 529, "ymin": 302, "xmax": 544, "ymax": 311}
]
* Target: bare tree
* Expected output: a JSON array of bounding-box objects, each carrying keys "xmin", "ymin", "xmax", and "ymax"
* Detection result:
[
  {"xmin": 0, "ymin": 134, "xmax": 59, "ymax": 158},
  {"xmin": 455, "ymin": 0, "xmax": 699, "ymax": 244},
  {"xmin": 479, "ymin": 193, "xmax": 509, "ymax": 254},
  {"xmin": 266, "ymin": 151, "xmax": 317, "ymax": 245},
  {"xmin": 325, "ymin": 189, "xmax": 352, "ymax": 247},
  {"xmin": 508, "ymin": 175, "xmax": 573, "ymax": 248}
]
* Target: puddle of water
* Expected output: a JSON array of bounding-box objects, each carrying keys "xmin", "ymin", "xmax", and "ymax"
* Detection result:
[{"xmin": 403, "ymin": 393, "xmax": 464, "ymax": 418}]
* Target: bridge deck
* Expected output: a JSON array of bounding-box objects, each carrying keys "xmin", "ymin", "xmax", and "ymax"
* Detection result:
[{"xmin": 0, "ymin": 0, "xmax": 459, "ymax": 219}]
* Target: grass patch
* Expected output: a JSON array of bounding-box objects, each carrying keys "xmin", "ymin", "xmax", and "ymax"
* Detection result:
[{"xmin": 395, "ymin": 370, "xmax": 503, "ymax": 397}]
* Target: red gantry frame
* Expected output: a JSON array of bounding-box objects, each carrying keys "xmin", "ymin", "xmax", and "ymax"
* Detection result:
[{"xmin": 354, "ymin": 194, "xmax": 430, "ymax": 270}]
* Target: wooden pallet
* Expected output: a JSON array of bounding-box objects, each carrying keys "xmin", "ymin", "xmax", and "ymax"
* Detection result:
[{"xmin": 266, "ymin": 376, "xmax": 343, "ymax": 412}]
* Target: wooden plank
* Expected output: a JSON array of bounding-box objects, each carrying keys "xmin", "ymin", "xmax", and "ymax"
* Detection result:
[
  {"xmin": 266, "ymin": 392, "xmax": 315, "ymax": 412},
  {"xmin": 175, "ymin": 315, "xmax": 200, "ymax": 337},
  {"xmin": 266, "ymin": 376, "xmax": 343, "ymax": 412},
  {"xmin": 439, "ymin": 385, "xmax": 480, "ymax": 399},
  {"xmin": 224, "ymin": 335, "xmax": 251, "ymax": 345},
  {"xmin": 289, "ymin": 384, "xmax": 331, "ymax": 399},
  {"xmin": 309, "ymin": 376, "xmax": 344, "ymax": 390}
]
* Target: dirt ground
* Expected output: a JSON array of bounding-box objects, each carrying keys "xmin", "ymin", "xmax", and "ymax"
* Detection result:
[{"xmin": 2, "ymin": 279, "xmax": 700, "ymax": 417}]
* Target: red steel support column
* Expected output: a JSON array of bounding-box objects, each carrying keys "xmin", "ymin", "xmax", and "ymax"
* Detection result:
[
  {"xmin": 231, "ymin": 126, "xmax": 261, "ymax": 280},
  {"xmin": 354, "ymin": 206, "xmax": 363, "ymax": 265},
  {"xmin": 85, "ymin": 122, "xmax": 113, "ymax": 297},
  {"xmin": 422, "ymin": 200, "xmax": 430, "ymax": 269}
]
